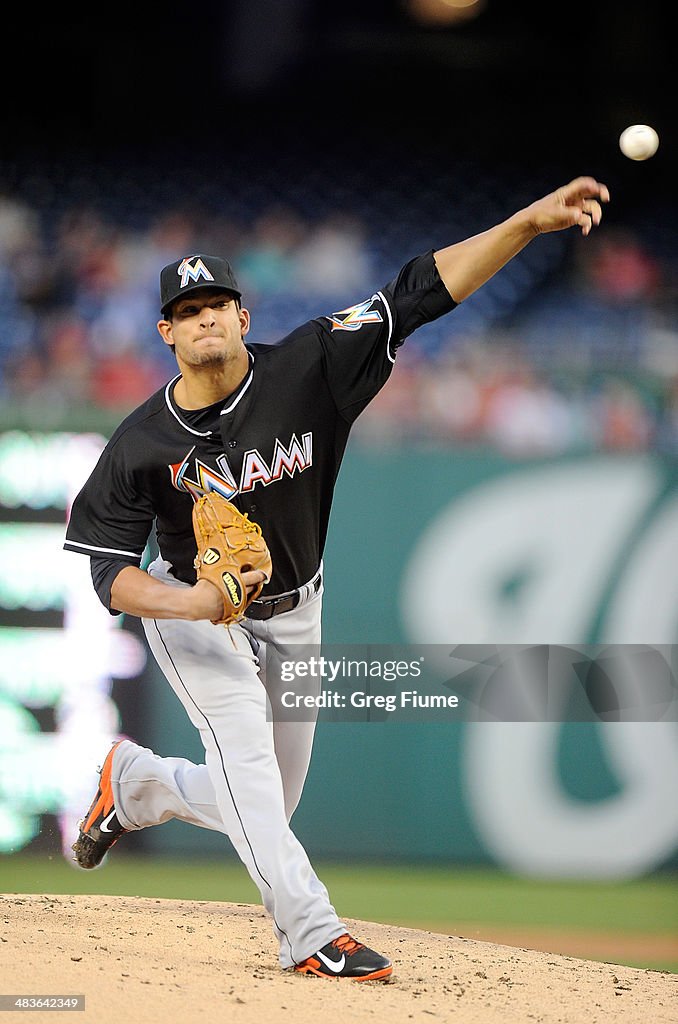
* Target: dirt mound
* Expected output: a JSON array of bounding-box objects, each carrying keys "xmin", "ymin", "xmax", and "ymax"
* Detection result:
[{"xmin": 2, "ymin": 894, "xmax": 675, "ymax": 1023}]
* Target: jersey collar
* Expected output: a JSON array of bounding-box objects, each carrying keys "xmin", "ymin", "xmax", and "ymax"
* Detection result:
[{"xmin": 164, "ymin": 351, "xmax": 255, "ymax": 436}]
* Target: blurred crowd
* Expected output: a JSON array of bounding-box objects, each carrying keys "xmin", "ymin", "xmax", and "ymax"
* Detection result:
[
  {"xmin": 1, "ymin": 157, "xmax": 677, "ymax": 457},
  {"xmin": 355, "ymin": 223, "xmax": 678, "ymax": 456},
  {"xmin": 0, "ymin": 183, "xmax": 378, "ymax": 415}
]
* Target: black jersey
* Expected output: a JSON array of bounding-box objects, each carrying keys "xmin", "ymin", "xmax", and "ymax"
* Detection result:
[{"xmin": 64, "ymin": 250, "xmax": 455, "ymax": 596}]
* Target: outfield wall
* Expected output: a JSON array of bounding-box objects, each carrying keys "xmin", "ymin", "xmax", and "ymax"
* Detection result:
[{"xmin": 142, "ymin": 445, "xmax": 678, "ymax": 876}]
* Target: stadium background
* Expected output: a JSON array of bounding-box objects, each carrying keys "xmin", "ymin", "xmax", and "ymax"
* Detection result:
[{"xmin": 1, "ymin": 0, "xmax": 676, "ymax": 971}]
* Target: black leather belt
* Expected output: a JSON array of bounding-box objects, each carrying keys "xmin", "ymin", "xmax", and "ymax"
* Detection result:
[{"xmin": 246, "ymin": 571, "xmax": 322, "ymax": 621}]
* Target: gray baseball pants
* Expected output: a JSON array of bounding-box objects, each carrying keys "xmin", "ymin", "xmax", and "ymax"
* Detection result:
[{"xmin": 108, "ymin": 559, "xmax": 345, "ymax": 968}]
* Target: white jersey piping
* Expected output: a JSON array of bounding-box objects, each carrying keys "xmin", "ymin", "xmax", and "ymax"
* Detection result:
[
  {"xmin": 377, "ymin": 290, "xmax": 396, "ymax": 364},
  {"xmin": 220, "ymin": 353, "xmax": 255, "ymax": 415},
  {"xmin": 164, "ymin": 376, "xmax": 213, "ymax": 437},
  {"xmin": 64, "ymin": 540, "xmax": 142, "ymax": 559}
]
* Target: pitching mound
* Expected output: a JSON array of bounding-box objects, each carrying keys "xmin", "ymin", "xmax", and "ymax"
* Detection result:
[{"xmin": 2, "ymin": 894, "xmax": 675, "ymax": 1023}]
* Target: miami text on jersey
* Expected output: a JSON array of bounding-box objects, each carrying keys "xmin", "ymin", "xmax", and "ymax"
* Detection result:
[
  {"xmin": 240, "ymin": 432, "xmax": 313, "ymax": 492},
  {"xmin": 170, "ymin": 432, "xmax": 313, "ymax": 499},
  {"xmin": 326, "ymin": 295, "xmax": 383, "ymax": 332}
]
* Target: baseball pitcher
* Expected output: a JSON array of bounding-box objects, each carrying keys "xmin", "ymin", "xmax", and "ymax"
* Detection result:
[{"xmin": 64, "ymin": 177, "xmax": 609, "ymax": 979}]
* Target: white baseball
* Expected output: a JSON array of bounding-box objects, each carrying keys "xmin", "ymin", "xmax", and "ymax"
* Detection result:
[{"xmin": 619, "ymin": 124, "xmax": 659, "ymax": 161}]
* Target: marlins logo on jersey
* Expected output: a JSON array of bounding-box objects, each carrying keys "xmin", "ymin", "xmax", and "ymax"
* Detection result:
[
  {"xmin": 327, "ymin": 295, "xmax": 383, "ymax": 332},
  {"xmin": 170, "ymin": 449, "xmax": 239, "ymax": 500}
]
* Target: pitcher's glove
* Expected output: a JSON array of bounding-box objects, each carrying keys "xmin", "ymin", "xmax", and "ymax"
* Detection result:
[{"xmin": 192, "ymin": 493, "xmax": 272, "ymax": 625}]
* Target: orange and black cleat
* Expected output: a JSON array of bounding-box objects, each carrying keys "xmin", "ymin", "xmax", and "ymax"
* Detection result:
[
  {"xmin": 71, "ymin": 740, "xmax": 128, "ymax": 869},
  {"xmin": 294, "ymin": 933, "xmax": 392, "ymax": 981}
]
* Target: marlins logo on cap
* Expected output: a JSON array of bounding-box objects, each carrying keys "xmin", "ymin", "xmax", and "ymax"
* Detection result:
[
  {"xmin": 178, "ymin": 256, "xmax": 214, "ymax": 288},
  {"xmin": 160, "ymin": 254, "xmax": 242, "ymax": 315}
]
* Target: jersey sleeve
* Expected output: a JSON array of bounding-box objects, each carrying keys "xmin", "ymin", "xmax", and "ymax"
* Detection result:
[
  {"xmin": 90, "ymin": 555, "xmax": 133, "ymax": 616},
  {"xmin": 64, "ymin": 432, "xmax": 154, "ymax": 564},
  {"xmin": 316, "ymin": 249, "xmax": 456, "ymax": 421}
]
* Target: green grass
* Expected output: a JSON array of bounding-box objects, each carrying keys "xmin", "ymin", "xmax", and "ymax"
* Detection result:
[{"xmin": 2, "ymin": 855, "xmax": 676, "ymax": 972}]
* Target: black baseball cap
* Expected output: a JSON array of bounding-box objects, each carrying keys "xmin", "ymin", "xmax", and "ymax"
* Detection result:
[{"xmin": 160, "ymin": 254, "xmax": 242, "ymax": 315}]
